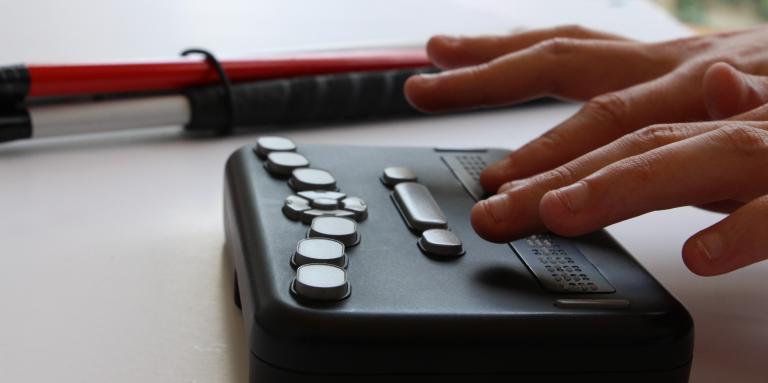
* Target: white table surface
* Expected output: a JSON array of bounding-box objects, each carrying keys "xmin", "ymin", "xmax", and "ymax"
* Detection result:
[{"xmin": 0, "ymin": 1, "xmax": 765, "ymax": 382}]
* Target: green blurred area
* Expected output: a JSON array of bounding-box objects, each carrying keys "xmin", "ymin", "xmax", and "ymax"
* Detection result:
[{"xmin": 656, "ymin": 0, "xmax": 768, "ymax": 28}]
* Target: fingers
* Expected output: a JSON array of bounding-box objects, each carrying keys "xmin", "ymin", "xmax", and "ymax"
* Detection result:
[
  {"xmin": 730, "ymin": 101, "xmax": 768, "ymax": 120},
  {"xmin": 538, "ymin": 125, "xmax": 768, "ymax": 236},
  {"xmin": 471, "ymin": 120, "xmax": 768, "ymax": 242},
  {"xmin": 405, "ymin": 38, "xmax": 673, "ymax": 113},
  {"xmin": 696, "ymin": 200, "xmax": 744, "ymax": 214},
  {"xmin": 427, "ymin": 25, "xmax": 630, "ymax": 69},
  {"xmin": 683, "ymin": 195, "xmax": 768, "ymax": 276},
  {"xmin": 471, "ymin": 121, "xmax": 719, "ymax": 241},
  {"xmin": 478, "ymin": 72, "xmax": 709, "ymax": 193},
  {"xmin": 497, "ymin": 122, "xmax": 720, "ymax": 194},
  {"xmin": 703, "ymin": 62, "xmax": 768, "ymax": 119}
]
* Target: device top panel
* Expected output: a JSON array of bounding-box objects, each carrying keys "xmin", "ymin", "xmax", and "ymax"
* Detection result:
[{"xmin": 228, "ymin": 144, "xmax": 689, "ymax": 341}]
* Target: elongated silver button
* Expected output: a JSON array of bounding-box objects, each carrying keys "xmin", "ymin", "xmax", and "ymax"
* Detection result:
[{"xmin": 392, "ymin": 182, "xmax": 447, "ymax": 231}]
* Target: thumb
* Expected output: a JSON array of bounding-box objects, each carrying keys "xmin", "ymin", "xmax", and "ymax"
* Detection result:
[{"xmin": 703, "ymin": 62, "xmax": 768, "ymax": 119}]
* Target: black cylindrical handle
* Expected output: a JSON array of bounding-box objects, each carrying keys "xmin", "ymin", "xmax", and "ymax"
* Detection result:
[
  {"xmin": 0, "ymin": 108, "xmax": 31, "ymax": 143},
  {"xmin": 184, "ymin": 67, "xmax": 437, "ymax": 133},
  {"xmin": 0, "ymin": 65, "xmax": 30, "ymax": 102}
]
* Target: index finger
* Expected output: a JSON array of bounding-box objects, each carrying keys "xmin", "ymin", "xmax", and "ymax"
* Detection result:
[
  {"xmin": 478, "ymin": 72, "xmax": 710, "ymax": 192},
  {"xmin": 405, "ymin": 38, "xmax": 672, "ymax": 113},
  {"xmin": 428, "ymin": 25, "xmax": 631, "ymax": 69}
]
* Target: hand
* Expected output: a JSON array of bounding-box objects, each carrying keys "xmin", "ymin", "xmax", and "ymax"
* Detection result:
[
  {"xmin": 497, "ymin": 109, "xmax": 768, "ymax": 276},
  {"xmin": 404, "ymin": 25, "xmax": 768, "ymax": 275},
  {"xmin": 406, "ymin": 26, "xmax": 768, "ymax": 190}
]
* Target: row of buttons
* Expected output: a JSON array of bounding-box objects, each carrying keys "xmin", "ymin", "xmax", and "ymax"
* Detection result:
[
  {"xmin": 256, "ymin": 137, "xmax": 358, "ymax": 302},
  {"xmin": 381, "ymin": 166, "xmax": 464, "ymax": 259},
  {"xmin": 257, "ymin": 138, "xmax": 370, "ymax": 225}
]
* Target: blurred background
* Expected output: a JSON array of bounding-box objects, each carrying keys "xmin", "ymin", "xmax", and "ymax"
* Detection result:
[{"xmin": 656, "ymin": 0, "xmax": 768, "ymax": 30}]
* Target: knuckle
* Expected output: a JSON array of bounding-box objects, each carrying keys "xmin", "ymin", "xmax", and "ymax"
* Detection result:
[
  {"xmin": 680, "ymin": 57, "xmax": 737, "ymax": 77},
  {"xmin": 714, "ymin": 124, "xmax": 768, "ymax": 155},
  {"xmin": 533, "ymin": 163, "xmax": 579, "ymax": 186},
  {"xmin": 584, "ymin": 93, "xmax": 630, "ymax": 128},
  {"xmin": 532, "ymin": 128, "xmax": 572, "ymax": 158},
  {"xmin": 630, "ymin": 124, "xmax": 680, "ymax": 148},
  {"xmin": 651, "ymin": 34, "xmax": 717, "ymax": 58},
  {"xmin": 753, "ymin": 195, "xmax": 768, "ymax": 213},
  {"xmin": 538, "ymin": 37, "xmax": 580, "ymax": 56},
  {"xmin": 556, "ymin": 24, "xmax": 589, "ymax": 36},
  {"xmin": 613, "ymin": 154, "xmax": 660, "ymax": 184}
]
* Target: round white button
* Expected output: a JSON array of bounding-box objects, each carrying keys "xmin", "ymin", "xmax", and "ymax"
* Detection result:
[
  {"xmin": 254, "ymin": 136, "xmax": 296, "ymax": 158},
  {"xmin": 292, "ymin": 238, "xmax": 346, "ymax": 268},
  {"xmin": 308, "ymin": 216, "xmax": 359, "ymax": 246},
  {"xmin": 292, "ymin": 264, "xmax": 350, "ymax": 301},
  {"xmin": 265, "ymin": 152, "xmax": 309, "ymax": 176},
  {"xmin": 289, "ymin": 168, "xmax": 337, "ymax": 191}
]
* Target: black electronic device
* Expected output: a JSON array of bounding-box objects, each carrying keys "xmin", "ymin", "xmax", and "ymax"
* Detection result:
[{"xmin": 224, "ymin": 137, "xmax": 694, "ymax": 383}]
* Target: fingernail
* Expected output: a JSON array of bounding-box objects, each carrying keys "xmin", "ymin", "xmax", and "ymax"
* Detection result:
[
  {"xmin": 696, "ymin": 233, "xmax": 724, "ymax": 261},
  {"xmin": 483, "ymin": 193, "xmax": 511, "ymax": 224},
  {"xmin": 434, "ymin": 35, "xmax": 460, "ymax": 46},
  {"xmin": 412, "ymin": 73, "xmax": 439, "ymax": 87},
  {"xmin": 553, "ymin": 182, "xmax": 589, "ymax": 213}
]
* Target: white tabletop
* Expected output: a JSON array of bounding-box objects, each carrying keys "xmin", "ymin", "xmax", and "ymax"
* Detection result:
[{"xmin": 0, "ymin": 1, "xmax": 764, "ymax": 382}]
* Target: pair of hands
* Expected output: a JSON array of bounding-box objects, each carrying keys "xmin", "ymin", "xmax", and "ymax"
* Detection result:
[{"xmin": 405, "ymin": 25, "xmax": 768, "ymax": 276}]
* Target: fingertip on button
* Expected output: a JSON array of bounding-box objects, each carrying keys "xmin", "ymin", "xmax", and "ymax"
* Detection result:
[
  {"xmin": 479, "ymin": 157, "xmax": 514, "ymax": 193},
  {"xmin": 539, "ymin": 190, "xmax": 587, "ymax": 237},
  {"xmin": 470, "ymin": 197, "xmax": 513, "ymax": 243}
]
